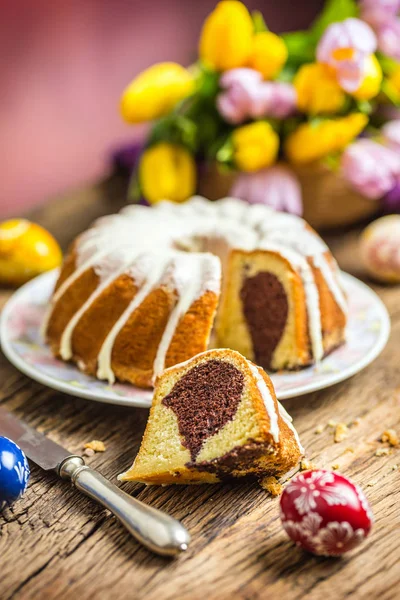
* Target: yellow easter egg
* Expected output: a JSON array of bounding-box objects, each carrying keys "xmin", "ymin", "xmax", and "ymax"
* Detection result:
[
  {"xmin": 0, "ymin": 219, "xmax": 62, "ymax": 286},
  {"xmin": 360, "ymin": 215, "xmax": 400, "ymax": 283}
]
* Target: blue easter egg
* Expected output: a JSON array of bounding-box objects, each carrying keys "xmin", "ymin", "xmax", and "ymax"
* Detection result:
[{"xmin": 0, "ymin": 436, "xmax": 30, "ymax": 510}]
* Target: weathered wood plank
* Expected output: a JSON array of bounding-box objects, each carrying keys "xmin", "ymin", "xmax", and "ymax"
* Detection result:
[{"xmin": 0, "ymin": 181, "xmax": 399, "ymax": 600}]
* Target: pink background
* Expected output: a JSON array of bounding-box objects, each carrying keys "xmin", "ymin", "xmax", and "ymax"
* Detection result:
[{"xmin": 0, "ymin": 0, "xmax": 323, "ymax": 217}]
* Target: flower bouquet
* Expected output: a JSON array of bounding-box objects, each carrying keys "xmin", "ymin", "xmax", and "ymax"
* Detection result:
[{"xmin": 120, "ymin": 0, "xmax": 400, "ymax": 228}]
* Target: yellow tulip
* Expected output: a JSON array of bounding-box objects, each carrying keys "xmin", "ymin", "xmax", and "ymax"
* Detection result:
[
  {"xmin": 139, "ymin": 143, "xmax": 196, "ymax": 204},
  {"xmin": 233, "ymin": 121, "xmax": 279, "ymax": 172},
  {"xmin": 248, "ymin": 31, "xmax": 288, "ymax": 80},
  {"xmin": 0, "ymin": 220, "xmax": 62, "ymax": 286},
  {"xmin": 352, "ymin": 55, "xmax": 382, "ymax": 101},
  {"xmin": 121, "ymin": 63, "xmax": 194, "ymax": 123},
  {"xmin": 335, "ymin": 113, "xmax": 369, "ymax": 147},
  {"xmin": 386, "ymin": 66, "xmax": 400, "ymax": 102},
  {"xmin": 294, "ymin": 63, "xmax": 346, "ymax": 114},
  {"xmin": 199, "ymin": 1, "xmax": 254, "ymax": 71},
  {"xmin": 285, "ymin": 113, "xmax": 368, "ymax": 164}
]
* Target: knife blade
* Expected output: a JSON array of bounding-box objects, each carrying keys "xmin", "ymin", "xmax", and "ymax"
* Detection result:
[
  {"xmin": 0, "ymin": 406, "xmax": 190, "ymax": 556},
  {"xmin": 0, "ymin": 406, "xmax": 69, "ymax": 470}
]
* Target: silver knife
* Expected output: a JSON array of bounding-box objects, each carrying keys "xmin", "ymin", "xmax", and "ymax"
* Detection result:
[{"xmin": 0, "ymin": 406, "xmax": 190, "ymax": 556}]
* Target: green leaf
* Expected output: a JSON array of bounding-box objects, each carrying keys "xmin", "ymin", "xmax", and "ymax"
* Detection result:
[
  {"xmin": 216, "ymin": 137, "xmax": 234, "ymax": 164},
  {"xmin": 311, "ymin": 0, "xmax": 358, "ymax": 40},
  {"xmin": 309, "ymin": 116, "xmax": 326, "ymax": 128},
  {"xmin": 207, "ymin": 132, "xmax": 235, "ymax": 166},
  {"xmin": 196, "ymin": 64, "xmax": 221, "ymax": 99},
  {"xmin": 128, "ymin": 171, "xmax": 142, "ymax": 203},
  {"xmin": 340, "ymin": 95, "xmax": 353, "ymax": 115},
  {"xmin": 282, "ymin": 30, "xmax": 316, "ymax": 67},
  {"xmin": 377, "ymin": 52, "xmax": 400, "ymax": 75},
  {"xmin": 276, "ymin": 62, "xmax": 298, "ymax": 82},
  {"xmin": 147, "ymin": 115, "xmax": 199, "ymax": 153},
  {"xmin": 321, "ymin": 152, "xmax": 341, "ymax": 172},
  {"xmin": 196, "ymin": 112, "xmax": 222, "ymax": 150},
  {"xmin": 381, "ymin": 79, "xmax": 400, "ymax": 106},
  {"xmin": 355, "ymin": 99, "xmax": 373, "ymax": 114},
  {"xmin": 281, "ymin": 116, "xmax": 306, "ymax": 139},
  {"xmin": 216, "ymin": 146, "xmax": 233, "ymax": 164},
  {"xmin": 252, "ymin": 10, "xmax": 268, "ymax": 34}
]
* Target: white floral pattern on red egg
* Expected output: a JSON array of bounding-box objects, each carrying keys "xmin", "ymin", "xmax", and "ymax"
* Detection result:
[
  {"xmin": 314, "ymin": 522, "xmax": 366, "ymax": 556},
  {"xmin": 282, "ymin": 511, "xmax": 322, "ymax": 553},
  {"xmin": 280, "ymin": 470, "xmax": 373, "ymax": 556},
  {"xmin": 282, "ymin": 519, "xmax": 318, "ymax": 553},
  {"xmin": 301, "ymin": 512, "xmax": 323, "ymax": 536},
  {"xmin": 284, "ymin": 470, "xmax": 349, "ymax": 515}
]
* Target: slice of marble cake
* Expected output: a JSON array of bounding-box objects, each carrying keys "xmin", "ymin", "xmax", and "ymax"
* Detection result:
[{"xmin": 119, "ymin": 349, "xmax": 303, "ymax": 485}]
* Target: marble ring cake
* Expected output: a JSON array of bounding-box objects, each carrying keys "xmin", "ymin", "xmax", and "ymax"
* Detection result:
[
  {"xmin": 43, "ymin": 196, "xmax": 347, "ymax": 388},
  {"xmin": 119, "ymin": 349, "xmax": 303, "ymax": 484}
]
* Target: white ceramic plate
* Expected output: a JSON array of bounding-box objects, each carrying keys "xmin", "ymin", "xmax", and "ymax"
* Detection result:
[{"xmin": 0, "ymin": 269, "xmax": 390, "ymax": 408}]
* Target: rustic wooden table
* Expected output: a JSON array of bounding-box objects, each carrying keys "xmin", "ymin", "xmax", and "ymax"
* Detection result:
[{"xmin": 1, "ymin": 178, "xmax": 399, "ymax": 600}]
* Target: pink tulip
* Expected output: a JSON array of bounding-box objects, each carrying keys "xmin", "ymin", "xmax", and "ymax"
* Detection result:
[
  {"xmin": 231, "ymin": 164, "xmax": 302, "ymax": 215},
  {"xmin": 376, "ymin": 19, "xmax": 400, "ymax": 60},
  {"xmin": 382, "ymin": 120, "xmax": 400, "ymax": 151},
  {"xmin": 361, "ymin": 0, "xmax": 400, "ymax": 22},
  {"xmin": 217, "ymin": 69, "xmax": 263, "ymax": 124},
  {"xmin": 253, "ymin": 82, "xmax": 297, "ymax": 119},
  {"xmin": 317, "ymin": 18, "xmax": 377, "ymax": 92},
  {"xmin": 341, "ymin": 139, "xmax": 400, "ymax": 199},
  {"xmin": 361, "ymin": 0, "xmax": 400, "ymax": 9},
  {"xmin": 217, "ymin": 69, "xmax": 296, "ymax": 124},
  {"xmin": 362, "ymin": 7, "xmax": 396, "ymax": 28}
]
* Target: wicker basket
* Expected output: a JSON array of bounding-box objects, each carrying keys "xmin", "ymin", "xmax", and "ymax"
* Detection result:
[{"xmin": 198, "ymin": 162, "xmax": 377, "ymax": 230}]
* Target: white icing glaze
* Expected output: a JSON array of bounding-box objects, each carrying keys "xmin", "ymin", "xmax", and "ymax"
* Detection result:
[
  {"xmin": 45, "ymin": 196, "xmax": 346, "ymax": 380},
  {"xmin": 312, "ymin": 254, "xmax": 348, "ymax": 317},
  {"xmin": 96, "ymin": 254, "xmax": 172, "ymax": 383},
  {"xmin": 258, "ymin": 240, "xmax": 324, "ymax": 362},
  {"xmin": 299, "ymin": 259, "xmax": 324, "ymax": 362},
  {"xmin": 60, "ymin": 270, "xmax": 122, "ymax": 361},
  {"xmin": 152, "ymin": 253, "xmax": 221, "ymax": 380},
  {"xmin": 277, "ymin": 401, "xmax": 305, "ymax": 455},
  {"xmin": 249, "ymin": 363, "xmax": 280, "ymax": 443},
  {"xmin": 59, "ymin": 246, "xmax": 143, "ymax": 360},
  {"xmin": 95, "ymin": 251, "xmax": 221, "ymax": 383}
]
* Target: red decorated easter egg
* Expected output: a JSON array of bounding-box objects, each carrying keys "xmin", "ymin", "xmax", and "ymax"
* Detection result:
[{"xmin": 280, "ymin": 470, "xmax": 373, "ymax": 556}]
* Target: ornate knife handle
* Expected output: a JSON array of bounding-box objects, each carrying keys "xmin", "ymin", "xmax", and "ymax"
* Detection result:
[{"xmin": 58, "ymin": 456, "xmax": 190, "ymax": 557}]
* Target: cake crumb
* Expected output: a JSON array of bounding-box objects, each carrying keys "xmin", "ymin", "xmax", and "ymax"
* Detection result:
[
  {"xmin": 334, "ymin": 423, "xmax": 349, "ymax": 443},
  {"xmin": 328, "ymin": 419, "xmax": 337, "ymax": 428},
  {"xmin": 345, "ymin": 446, "xmax": 355, "ymax": 453},
  {"xmin": 352, "ymin": 418, "xmax": 361, "ymax": 427},
  {"xmin": 300, "ymin": 459, "xmax": 317, "ymax": 471},
  {"xmin": 367, "ymin": 480, "xmax": 377, "ymax": 487},
  {"xmin": 315, "ymin": 424, "xmax": 324, "ymax": 434},
  {"xmin": 381, "ymin": 429, "xmax": 399, "ymax": 447},
  {"xmin": 83, "ymin": 447, "xmax": 95, "ymax": 457},
  {"xmin": 259, "ymin": 476, "xmax": 283, "ymax": 496},
  {"xmin": 83, "ymin": 440, "xmax": 106, "ymax": 453},
  {"xmin": 391, "ymin": 464, "xmax": 398, "ymax": 471},
  {"xmin": 375, "ymin": 447, "xmax": 391, "ymax": 457},
  {"xmin": 331, "ymin": 463, "xmax": 340, "ymax": 470}
]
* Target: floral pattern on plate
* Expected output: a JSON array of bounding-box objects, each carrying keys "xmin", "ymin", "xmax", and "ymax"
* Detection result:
[{"xmin": 0, "ymin": 269, "xmax": 390, "ymax": 408}]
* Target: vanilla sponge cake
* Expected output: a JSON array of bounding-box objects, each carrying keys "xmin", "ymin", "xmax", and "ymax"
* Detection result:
[
  {"xmin": 43, "ymin": 196, "xmax": 347, "ymax": 387},
  {"xmin": 119, "ymin": 349, "xmax": 304, "ymax": 485}
]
